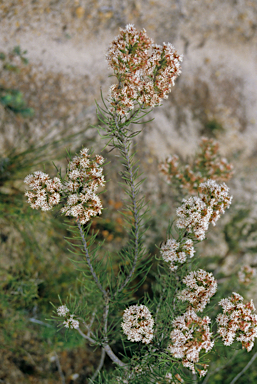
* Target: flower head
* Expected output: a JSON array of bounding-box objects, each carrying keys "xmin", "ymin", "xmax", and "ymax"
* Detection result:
[
  {"xmin": 176, "ymin": 180, "xmax": 232, "ymax": 240},
  {"xmin": 177, "ymin": 269, "xmax": 217, "ymax": 312},
  {"xmin": 160, "ymin": 238, "xmax": 195, "ymax": 270},
  {"xmin": 121, "ymin": 304, "xmax": 154, "ymax": 344},
  {"xmin": 199, "ymin": 180, "xmax": 232, "ymax": 226},
  {"xmin": 168, "ymin": 309, "xmax": 214, "ymax": 376},
  {"xmin": 176, "ymin": 196, "xmax": 210, "ymax": 240},
  {"xmin": 107, "ymin": 24, "xmax": 182, "ymax": 116},
  {"xmin": 61, "ymin": 148, "xmax": 105, "ymax": 224},
  {"xmin": 24, "ymin": 172, "xmax": 63, "ymax": 211},
  {"xmin": 63, "ymin": 314, "xmax": 80, "ymax": 330},
  {"xmin": 57, "ymin": 305, "xmax": 70, "ymax": 317},
  {"xmin": 217, "ymin": 292, "xmax": 257, "ymax": 351}
]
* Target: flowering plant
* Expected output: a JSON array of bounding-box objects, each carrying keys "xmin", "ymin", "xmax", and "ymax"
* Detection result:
[{"xmin": 24, "ymin": 25, "xmax": 257, "ymax": 383}]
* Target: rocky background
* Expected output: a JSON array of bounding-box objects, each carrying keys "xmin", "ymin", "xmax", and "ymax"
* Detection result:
[{"xmin": 1, "ymin": 0, "xmax": 257, "ymax": 383}]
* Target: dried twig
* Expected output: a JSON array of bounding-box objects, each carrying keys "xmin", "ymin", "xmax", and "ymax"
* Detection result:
[
  {"xmin": 77, "ymin": 328, "xmax": 126, "ymax": 367},
  {"xmin": 29, "ymin": 317, "xmax": 52, "ymax": 327}
]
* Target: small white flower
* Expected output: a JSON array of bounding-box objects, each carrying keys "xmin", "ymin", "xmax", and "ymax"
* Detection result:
[
  {"xmin": 216, "ymin": 293, "xmax": 257, "ymax": 351},
  {"xmin": 63, "ymin": 315, "xmax": 79, "ymax": 329},
  {"xmin": 177, "ymin": 269, "xmax": 217, "ymax": 312},
  {"xmin": 168, "ymin": 309, "xmax": 214, "ymax": 376},
  {"xmin": 57, "ymin": 305, "xmax": 70, "ymax": 317},
  {"xmin": 121, "ymin": 304, "xmax": 154, "ymax": 344}
]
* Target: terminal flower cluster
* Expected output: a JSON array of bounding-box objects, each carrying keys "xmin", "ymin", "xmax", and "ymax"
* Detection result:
[
  {"xmin": 238, "ymin": 265, "xmax": 256, "ymax": 285},
  {"xmin": 121, "ymin": 304, "xmax": 154, "ymax": 344},
  {"xmin": 106, "ymin": 24, "xmax": 182, "ymax": 116},
  {"xmin": 24, "ymin": 171, "xmax": 62, "ymax": 211},
  {"xmin": 57, "ymin": 305, "xmax": 80, "ymax": 330},
  {"xmin": 61, "ymin": 148, "xmax": 105, "ymax": 224},
  {"xmin": 159, "ymin": 137, "xmax": 233, "ymax": 194},
  {"xmin": 168, "ymin": 309, "xmax": 214, "ymax": 377},
  {"xmin": 216, "ymin": 292, "xmax": 257, "ymax": 352},
  {"xmin": 160, "ymin": 238, "xmax": 195, "ymax": 271},
  {"xmin": 176, "ymin": 180, "xmax": 232, "ymax": 240},
  {"xmin": 177, "ymin": 269, "xmax": 217, "ymax": 312},
  {"xmin": 24, "ymin": 148, "xmax": 105, "ymax": 224}
]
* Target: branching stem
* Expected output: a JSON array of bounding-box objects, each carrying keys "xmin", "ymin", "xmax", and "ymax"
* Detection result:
[{"xmin": 77, "ymin": 328, "xmax": 126, "ymax": 367}]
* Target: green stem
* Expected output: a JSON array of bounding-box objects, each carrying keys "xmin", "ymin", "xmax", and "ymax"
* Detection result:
[{"xmin": 113, "ymin": 116, "xmax": 141, "ymax": 296}]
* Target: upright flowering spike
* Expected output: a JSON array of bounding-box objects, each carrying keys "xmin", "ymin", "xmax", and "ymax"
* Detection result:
[
  {"xmin": 121, "ymin": 304, "xmax": 154, "ymax": 344},
  {"xmin": 168, "ymin": 309, "xmax": 214, "ymax": 377},
  {"xmin": 216, "ymin": 292, "xmax": 257, "ymax": 351},
  {"xmin": 159, "ymin": 137, "xmax": 234, "ymax": 194},
  {"xmin": 195, "ymin": 137, "xmax": 234, "ymax": 183},
  {"xmin": 177, "ymin": 269, "xmax": 217, "ymax": 312},
  {"xmin": 106, "ymin": 24, "xmax": 182, "ymax": 116}
]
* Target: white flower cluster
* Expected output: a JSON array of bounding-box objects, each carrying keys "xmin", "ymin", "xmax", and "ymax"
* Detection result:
[
  {"xmin": 238, "ymin": 265, "xmax": 256, "ymax": 285},
  {"xmin": 177, "ymin": 269, "xmax": 217, "ymax": 312},
  {"xmin": 121, "ymin": 304, "xmax": 154, "ymax": 344},
  {"xmin": 61, "ymin": 148, "xmax": 105, "ymax": 224},
  {"xmin": 57, "ymin": 305, "xmax": 69, "ymax": 316},
  {"xmin": 63, "ymin": 315, "xmax": 80, "ymax": 330},
  {"xmin": 24, "ymin": 171, "xmax": 62, "ymax": 211},
  {"xmin": 106, "ymin": 24, "xmax": 182, "ymax": 116},
  {"xmin": 199, "ymin": 180, "xmax": 233, "ymax": 226},
  {"xmin": 216, "ymin": 292, "xmax": 257, "ymax": 352},
  {"xmin": 56, "ymin": 305, "xmax": 80, "ymax": 330},
  {"xmin": 159, "ymin": 138, "xmax": 234, "ymax": 194},
  {"xmin": 168, "ymin": 309, "xmax": 214, "ymax": 377},
  {"xmin": 160, "ymin": 238, "xmax": 195, "ymax": 271},
  {"xmin": 25, "ymin": 148, "xmax": 105, "ymax": 225},
  {"xmin": 176, "ymin": 180, "xmax": 232, "ymax": 240}
]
